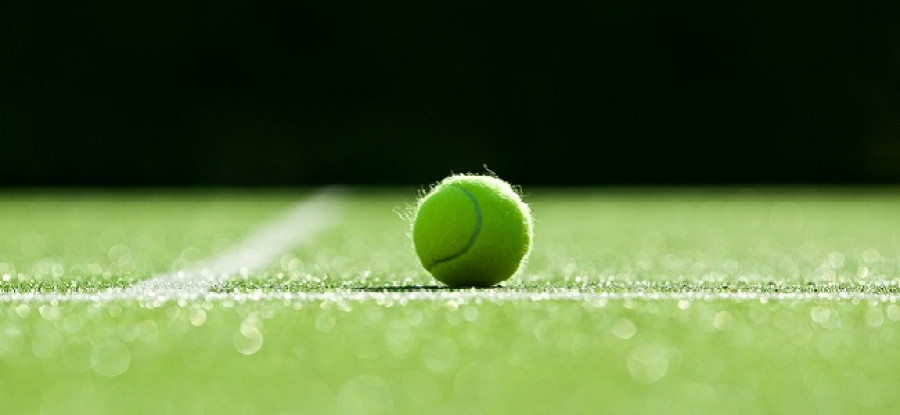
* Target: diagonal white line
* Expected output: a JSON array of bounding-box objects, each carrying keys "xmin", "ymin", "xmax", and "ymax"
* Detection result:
[
  {"xmin": 129, "ymin": 187, "xmax": 346, "ymax": 295},
  {"xmin": 128, "ymin": 187, "xmax": 346, "ymax": 293},
  {"xmin": 0, "ymin": 187, "xmax": 345, "ymax": 303}
]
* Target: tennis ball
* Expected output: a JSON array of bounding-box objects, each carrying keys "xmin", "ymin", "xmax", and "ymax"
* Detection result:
[{"xmin": 413, "ymin": 174, "xmax": 533, "ymax": 287}]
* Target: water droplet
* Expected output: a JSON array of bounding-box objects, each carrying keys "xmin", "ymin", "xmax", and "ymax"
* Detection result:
[
  {"xmin": 233, "ymin": 325, "xmax": 263, "ymax": 355},
  {"xmin": 0, "ymin": 324, "xmax": 25, "ymax": 357},
  {"xmin": 713, "ymin": 311, "xmax": 733, "ymax": 330},
  {"xmin": 810, "ymin": 306, "xmax": 830, "ymax": 324},
  {"xmin": 611, "ymin": 318, "xmax": 637, "ymax": 340},
  {"xmin": 39, "ymin": 305, "xmax": 61, "ymax": 321},
  {"xmin": 462, "ymin": 307, "xmax": 479, "ymax": 322},
  {"xmin": 826, "ymin": 252, "xmax": 845, "ymax": 268},
  {"xmin": 862, "ymin": 248, "xmax": 880, "ymax": 263},
  {"xmin": 90, "ymin": 341, "xmax": 131, "ymax": 377},
  {"xmin": 15, "ymin": 304, "xmax": 31, "ymax": 318},
  {"xmin": 810, "ymin": 307, "xmax": 839, "ymax": 329},
  {"xmin": 190, "ymin": 308, "xmax": 207, "ymax": 327},
  {"xmin": 51, "ymin": 263, "xmax": 65, "ymax": 279},
  {"xmin": 887, "ymin": 304, "xmax": 900, "ymax": 321},
  {"xmin": 865, "ymin": 308, "xmax": 884, "ymax": 328},
  {"xmin": 627, "ymin": 345, "xmax": 669, "ymax": 383},
  {"xmin": 107, "ymin": 244, "xmax": 131, "ymax": 263},
  {"xmin": 315, "ymin": 313, "xmax": 336, "ymax": 332}
]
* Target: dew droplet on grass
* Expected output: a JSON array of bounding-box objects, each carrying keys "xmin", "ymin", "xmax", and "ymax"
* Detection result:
[
  {"xmin": 189, "ymin": 308, "xmax": 207, "ymax": 327},
  {"xmin": 865, "ymin": 308, "xmax": 884, "ymax": 328},
  {"xmin": 713, "ymin": 311, "xmax": 733, "ymax": 330},
  {"xmin": 461, "ymin": 306, "xmax": 479, "ymax": 322},
  {"xmin": 627, "ymin": 344, "xmax": 668, "ymax": 384},
  {"xmin": 233, "ymin": 325, "xmax": 263, "ymax": 355},
  {"xmin": 90, "ymin": 341, "xmax": 131, "ymax": 377},
  {"xmin": 612, "ymin": 318, "xmax": 637, "ymax": 340},
  {"xmin": 0, "ymin": 324, "xmax": 25, "ymax": 357}
]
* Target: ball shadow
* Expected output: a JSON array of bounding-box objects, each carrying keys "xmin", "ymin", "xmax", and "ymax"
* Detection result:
[{"xmin": 350, "ymin": 284, "xmax": 501, "ymax": 292}]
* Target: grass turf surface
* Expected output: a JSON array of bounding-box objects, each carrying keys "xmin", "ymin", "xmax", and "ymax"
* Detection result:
[{"xmin": 2, "ymin": 189, "xmax": 900, "ymax": 413}]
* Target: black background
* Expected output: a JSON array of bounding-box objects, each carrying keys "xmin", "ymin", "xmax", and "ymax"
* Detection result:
[{"xmin": 2, "ymin": 0, "xmax": 899, "ymax": 186}]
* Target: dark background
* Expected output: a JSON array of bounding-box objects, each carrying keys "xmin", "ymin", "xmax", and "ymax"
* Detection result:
[{"xmin": 2, "ymin": 0, "xmax": 899, "ymax": 186}]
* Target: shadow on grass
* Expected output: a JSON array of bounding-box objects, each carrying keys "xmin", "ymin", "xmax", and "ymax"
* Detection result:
[{"xmin": 350, "ymin": 285, "xmax": 501, "ymax": 292}]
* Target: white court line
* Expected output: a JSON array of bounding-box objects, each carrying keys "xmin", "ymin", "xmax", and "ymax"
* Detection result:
[
  {"xmin": 4, "ymin": 286, "xmax": 899, "ymax": 305},
  {"xmin": 0, "ymin": 188, "xmax": 345, "ymax": 303},
  {"xmin": 128, "ymin": 187, "xmax": 346, "ymax": 292},
  {"xmin": 200, "ymin": 289, "xmax": 900, "ymax": 304}
]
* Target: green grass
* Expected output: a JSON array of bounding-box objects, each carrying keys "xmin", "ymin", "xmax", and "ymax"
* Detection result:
[
  {"xmin": 2, "ymin": 189, "xmax": 900, "ymax": 413},
  {"xmin": 0, "ymin": 193, "xmax": 296, "ymax": 283}
]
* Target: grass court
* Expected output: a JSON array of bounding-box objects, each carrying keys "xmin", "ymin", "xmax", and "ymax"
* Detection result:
[{"xmin": 2, "ymin": 188, "xmax": 900, "ymax": 413}]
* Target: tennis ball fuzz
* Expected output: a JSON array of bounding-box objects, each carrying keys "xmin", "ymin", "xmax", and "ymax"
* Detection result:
[{"xmin": 413, "ymin": 174, "xmax": 533, "ymax": 287}]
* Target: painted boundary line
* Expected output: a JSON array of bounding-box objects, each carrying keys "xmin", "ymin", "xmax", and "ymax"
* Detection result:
[
  {"xmin": 3, "ymin": 285, "xmax": 900, "ymax": 304},
  {"xmin": 197, "ymin": 289, "xmax": 900, "ymax": 304},
  {"xmin": 0, "ymin": 187, "xmax": 346, "ymax": 304},
  {"xmin": 126, "ymin": 187, "xmax": 346, "ymax": 294}
]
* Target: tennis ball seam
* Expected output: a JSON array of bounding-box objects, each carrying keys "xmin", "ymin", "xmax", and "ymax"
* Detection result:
[{"xmin": 425, "ymin": 184, "xmax": 483, "ymax": 271}]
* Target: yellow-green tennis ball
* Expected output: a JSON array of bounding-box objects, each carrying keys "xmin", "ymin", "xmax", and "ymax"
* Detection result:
[{"xmin": 413, "ymin": 174, "xmax": 533, "ymax": 287}]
